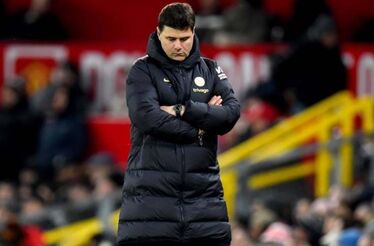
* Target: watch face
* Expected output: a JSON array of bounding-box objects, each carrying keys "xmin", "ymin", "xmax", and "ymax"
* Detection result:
[{"xmin": 174, "ymin": 104, "xmax": 182, "ymax": 116}]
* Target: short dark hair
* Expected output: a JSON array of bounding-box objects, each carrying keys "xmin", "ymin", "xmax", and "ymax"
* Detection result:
[{"xmin": 158, "ymin": 2, "xmax": 195, "ymax": 32}]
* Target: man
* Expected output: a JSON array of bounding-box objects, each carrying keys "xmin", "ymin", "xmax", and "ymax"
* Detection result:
[
  {"xmin": 118, "ymin": 3, "xmax": 240, "ymax": 245},
  {"xmin": 0, "ymin": 78, "xmax": 41, "ymax": 181}
]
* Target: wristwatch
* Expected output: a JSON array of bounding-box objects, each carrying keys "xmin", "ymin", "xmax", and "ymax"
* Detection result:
[{"xmin": 173, "ymin": 104, "xmax": 183, "ymax": 118}]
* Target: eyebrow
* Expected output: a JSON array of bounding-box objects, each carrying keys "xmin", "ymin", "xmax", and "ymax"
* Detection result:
[{"xmin": 165, "ymin": 35, "xmax": 191, "ymax": 40}]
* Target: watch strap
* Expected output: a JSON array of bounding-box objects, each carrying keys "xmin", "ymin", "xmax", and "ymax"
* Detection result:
[{"xmin": 174, "ymin": 104, "xmax": 182, "ymax": 117}]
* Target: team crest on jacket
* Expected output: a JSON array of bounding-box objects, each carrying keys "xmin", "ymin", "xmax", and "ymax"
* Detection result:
[{"xmin": 194, "ymin": 77, "xmax": 205, "ymax": 87}]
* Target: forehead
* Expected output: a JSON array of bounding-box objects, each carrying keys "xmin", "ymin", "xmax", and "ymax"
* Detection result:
[{"xmin": 159, "ymin": 26, "xmax": 193, "ymax": 37}]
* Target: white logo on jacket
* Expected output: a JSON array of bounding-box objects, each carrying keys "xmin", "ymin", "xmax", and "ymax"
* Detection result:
[
  {"xmin": 194, "ymin": 77, "xmax": 205, "ymax": 87},
  {"xmin": 193, "ymin": 88, "xmax": 209, "ymax": 93},
  {"xmin": 215, "ymin": 66, "xmax": 227, "ymax": 80}
]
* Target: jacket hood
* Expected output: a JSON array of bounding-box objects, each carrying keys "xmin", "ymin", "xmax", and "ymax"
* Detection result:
[{"xmin": 147, "ymin": 31, "xmax": 201, "ymax": 69}]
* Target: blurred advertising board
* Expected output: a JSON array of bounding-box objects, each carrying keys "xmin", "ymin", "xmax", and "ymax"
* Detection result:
[
  {"xmin": 1, "ymin": 43, "xmax": 374, "ymax": 106},
  {"xmin": 1, "ymin": 43, "xmax": 373, "ymax": 168}
]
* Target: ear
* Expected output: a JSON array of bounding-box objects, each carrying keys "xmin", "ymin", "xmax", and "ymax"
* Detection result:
[{"xmin": 156, "ymin": 27, "xmax": 161, "ymax": 38}]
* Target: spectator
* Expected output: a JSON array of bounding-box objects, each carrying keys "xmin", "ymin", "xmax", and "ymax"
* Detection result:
[
  {"xmin": 193, "ymin": 0, "xmax": 223, "ymax": 16},
  {"xmin": 62, "ymin": 180, "xmax": 96, "ymax": 223},
  {"xmin": 284, "ymin": 0, "xmax": 332, "ymax": 43},
  {"xmin": 213, "ymin": 0, "xmax": 272, "ymax": 45},
  {"xmin": 293, "ymin": 198, "xmax": 312, "ymax": 221},
  {"xmin": 248, "ymin": 201, "xmax": 277, "ymax": 241},
  {"xmin": 19, "ymin": 195, "xmax": 54, "ymax": 230},
  {"xmin": 320, "ymin": 213, "xmax": 344, "ymax": 245},
  {"xmin": 0, "ymin": 203, "xmax": 45, "ymax": 245},
  {"xmin": 271, "ymin": 15, "xmax": 347, "ymax": 112},
  {"xmin": 84, "ymin": 152, "xmax": 119, "ymax": 184},
  {"xmin": 220, "ymin": 96, "xmax": 280, "ymax": 150},
  {"xmin": 193, "ymin": 0, "xmax": 225, "ymax": 43},
  {"xmin": 230, "ymin": 222, "xmax": 252, "ymax": 246},
  {"xmin": 354, "ymin": 203, "xmax": 374, "ymax": 235},
  {"xmin": 293, "ymin": 199, "xmax": 324, "ymax": 245},
  {"xmin": 0, "ymin": 182, "xmax": 18, "ymax": 212},
  {"xmin": 0, "ymin": 77, "xmax": 41, "ymax": 181},
  {"xmin": 93, "ymin": 174, "xmax": 121, "ymax": 241},
  {"xmin": 84, "ymin": 152, "xmax": 122, "ymax": 240},
  {"xmin": 241, "ymin": 97, "xmax": 280, "ymax": 135},
  {"xmin": 3, "ymin": 0, "xmax": 68, "ymax": 41},
  {"xmin": 359, "ymin": 233, "xmax": 374, "ymax": 246},
  {"xmin": 259, "ymin": 222, "xmax": 294, "ymax": 245},
  {"xmin": 31, "ymin": 61, "xmax": 87, "ymax": 116},
  {"xmin": 35, "ymin": 85, "xmax": 87, "ymax": 180},
  {"xmin": 338, "ymin": 228, "xmax": 362, "ymax": 246}
]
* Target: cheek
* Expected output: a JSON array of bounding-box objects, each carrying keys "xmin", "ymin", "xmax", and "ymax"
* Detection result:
[
  {"xmin": 161, "ymin": 42, "xmax": 173, "ymax": 52},
  {"xmin": 183, "ymin": 41, "xmax": 193, "ymax": 51}
]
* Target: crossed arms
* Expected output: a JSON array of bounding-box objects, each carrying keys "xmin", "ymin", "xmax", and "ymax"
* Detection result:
[{"xmin": 126, "ymin": 61, "xmax": 240, "ymax": 143}]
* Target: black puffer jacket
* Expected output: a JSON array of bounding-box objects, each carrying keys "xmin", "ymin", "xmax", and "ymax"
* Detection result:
[{"xmin": 118, "ymin": 32, "xmax": 240, "ymax": 245}]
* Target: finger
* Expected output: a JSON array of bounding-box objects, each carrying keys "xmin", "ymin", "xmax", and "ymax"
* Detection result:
[
  {"xmin": 213, "ymin": 99, "xmax": 222, "ymax": 106},
  {"xmin": 212, "ymin": 96, "xmax": 222, "ymax": 105},
  {"xmin": 208, "ymin": 95, "xmax": 218, "ymax": 103},
  {"xmin": 160, "ymin": 106, "xmax": 170, "ymax": 113},
  {"xmin": 209, "ymin": 95, "xmax": 221, "ymax": 105}
]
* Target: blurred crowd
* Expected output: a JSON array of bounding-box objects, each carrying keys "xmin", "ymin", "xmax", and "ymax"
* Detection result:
[
  {"xmin": 0, "ymin": 153, "xmax": 123, "ymax": 245},
  {"xmin": 220, "ymin": 12, "xmax": 348, "ymax": 151},
  {"xmin": 230, "ymin": 183, "xmax": 374, "ymax": 246},
  {"xmin": 0, "ymin": 0, "xmax": 373, "ymax": 245},
  {"xmin": 0, "ymin": 0, "xmax": 68, "ymax": 41},
  {"xmin": 192, "ymin": 0, "xmax": 374, "ymax": 45},
  {"xmin": 0, "ymin": 61, "xmax": 123, "ymax": 244}
]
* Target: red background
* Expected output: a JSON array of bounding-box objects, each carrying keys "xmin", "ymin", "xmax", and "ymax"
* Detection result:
[{"xmin": 4, "ymin": 0, "xmax": 374, "ymax": 43}]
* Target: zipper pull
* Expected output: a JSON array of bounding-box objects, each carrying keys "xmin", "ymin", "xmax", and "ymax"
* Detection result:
[{"xmin": 198, "ymin": 129, "xmax": 205, "ymax": 146}]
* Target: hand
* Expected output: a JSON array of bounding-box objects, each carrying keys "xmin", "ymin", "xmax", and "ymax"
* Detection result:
[
  {"xmin": 160, "ymin": 105, "xmax": 185, "ymax": 116},
  {"xmin": 208, "ymin": 95, "xmax": 222, "ymax": 106},
  {"xmin": 160, "ymin": 105, "xmax": 175, "ymax": 116}
]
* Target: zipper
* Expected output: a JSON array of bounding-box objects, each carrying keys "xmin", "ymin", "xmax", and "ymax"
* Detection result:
[
  {"xmin": 198, "ymin": 134, "xmax": 203, "ymax": 146},
  {"xmin": 163, "ymin": 69, "xmax": 181, "ymax": 102},
  {"xmin": 179, "ymin": 145, "xmax": 186, "ymax": 240},
  {"xmin": 198, "ymin": 129, "xmax": 204, "ymax": 146}
]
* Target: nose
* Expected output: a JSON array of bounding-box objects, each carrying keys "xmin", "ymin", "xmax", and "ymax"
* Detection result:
[{"xmin": 173, "ymin": 40, "xmax": 182, "ymax": 50}]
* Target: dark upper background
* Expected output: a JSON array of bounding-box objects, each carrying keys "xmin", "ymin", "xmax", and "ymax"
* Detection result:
[{"xmin": 2, "ymin": 0, "xmax": 374, "ymax": 44}]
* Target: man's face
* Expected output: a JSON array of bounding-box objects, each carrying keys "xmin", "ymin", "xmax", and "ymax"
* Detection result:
[
  {"xmin": 1, "ymin": 87, "xmax": 18, "ymax": 108},
  {"xmin": 157, "ymin": 26, "xmax": 194, "ymax": 62}
]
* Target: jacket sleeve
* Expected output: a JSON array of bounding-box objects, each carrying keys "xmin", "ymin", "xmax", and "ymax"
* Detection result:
[
  {"xmin": 126, "ymin": 59, "xmax": 198, "ymax": 143},
  {"xmin": 182, "ymin": 61, "xmax": 240, "ymax": 135}
]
